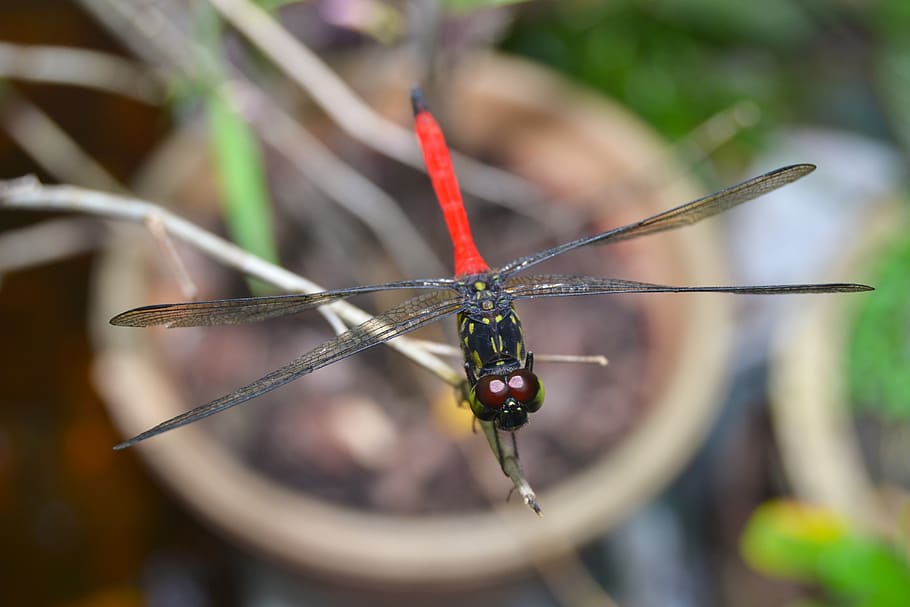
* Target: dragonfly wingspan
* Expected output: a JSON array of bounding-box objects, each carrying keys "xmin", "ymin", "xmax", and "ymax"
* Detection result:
[{"xmin": 113, "ymin": 289, "xmax": 463, "ymax": 449}]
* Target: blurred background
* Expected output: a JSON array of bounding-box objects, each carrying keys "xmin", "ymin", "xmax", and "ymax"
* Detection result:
[{"xmin": 2, "ymin": 1, "xmax": 910, "ymax": 606}]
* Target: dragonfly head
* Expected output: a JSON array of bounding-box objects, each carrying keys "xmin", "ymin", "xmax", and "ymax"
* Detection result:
[{"xmin": 468, "ymin": 369, "xmax": 545, "ymax": 431}]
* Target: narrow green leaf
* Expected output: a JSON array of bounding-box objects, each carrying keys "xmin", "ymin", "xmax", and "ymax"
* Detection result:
[
  {"xmin": 195, "ymin": 6, "xmax": 279, "ymax": 294},
  {"xmin": 445, "ymin": 0, "xmax": 531, "ymax": 14},
  {"xmin": 206, "ymin": 90, "xmax": 278, "ymax": 267}
]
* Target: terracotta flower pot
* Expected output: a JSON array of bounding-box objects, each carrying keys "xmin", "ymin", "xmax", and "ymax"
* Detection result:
[{"xmin": 92, "ymin": 54, "xmax": 734, "ymax": 587}]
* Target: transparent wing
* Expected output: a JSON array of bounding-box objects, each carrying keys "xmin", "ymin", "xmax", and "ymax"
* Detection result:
[
  {"xmin": 499, "ymin": 164, "xmax": 815, "ymax": 276},
  {"xmin": 504, "ymin": 274, "xmax": 873, "ymax": 299},
  {"xmin": 113, "ymin": 289, "xmax": 463, "ymax": 449},
  {"xmin": 110, "ymin": 278, "xmax": 457, "ymax": 327}
]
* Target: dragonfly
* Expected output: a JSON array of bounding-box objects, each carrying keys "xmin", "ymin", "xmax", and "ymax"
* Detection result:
[{"xmin": 110, "ymin": 87, "xmax": 872, "ymax": 450}]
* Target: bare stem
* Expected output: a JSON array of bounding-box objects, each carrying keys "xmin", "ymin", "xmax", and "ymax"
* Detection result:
[
  {"xmin": 0, "ymin": 90, "xmax": 125, "ymax": 192},
  {"xmin": 144, "ymin": 214, "xmax": 199, "ymax": 300},
  {"xmin": 0, "ymin": 42, "xmax": 162, "ymax": 104},
  {"xmin": 0, "ymin": 217, "xmax": 103, "ymax": 275}
]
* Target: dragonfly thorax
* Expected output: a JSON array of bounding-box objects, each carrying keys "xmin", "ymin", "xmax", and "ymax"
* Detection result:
[
  {"xmin": 457, "ymin": 276, "xmax": 524, "ymax": 379},
  {"xmin": 457, "ymin": 276, "xmax": 544, "ymax": 431}
]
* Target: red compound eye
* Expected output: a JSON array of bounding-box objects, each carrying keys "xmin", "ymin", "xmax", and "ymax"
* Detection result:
[
  {"xmin": 476, "ymin": 376, "xmax": 509, "ymax": 408},
  {"xmin": 507, "ymin": 370, "xmax": 540, "ymax": 403}
]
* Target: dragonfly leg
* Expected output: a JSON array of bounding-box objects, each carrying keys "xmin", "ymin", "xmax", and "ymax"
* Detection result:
[
  {"xmin": 525, "ymin": 351, "xmax": 535, "ymax": 372},
  {"xmin": 464, "ymin": 361, "xmax": 478, "ymax": 384},
  {"xmin": 492, "ymin": 426, "xmax": 505, "ymax": 469}
]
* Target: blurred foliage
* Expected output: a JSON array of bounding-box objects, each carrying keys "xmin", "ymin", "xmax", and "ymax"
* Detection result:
[
  {"xmin": 848, "ymin": 228, "xmax": 910, "ymax": 420},
  {"xmin": 741, "ymin": 500, "xmax": 910, "ymax": 607},
  {"xmin": 868, "ymin": 0, "xmax": 910, "ymax": 155},
  {"xmin": 500, "ymin": 0, "xmax": 910, "ymax": 163}
]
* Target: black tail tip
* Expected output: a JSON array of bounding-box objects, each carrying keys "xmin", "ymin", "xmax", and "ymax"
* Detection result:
[{"xmin": 410, "ymin": 86, "xmax": 428, "ymax": 116}]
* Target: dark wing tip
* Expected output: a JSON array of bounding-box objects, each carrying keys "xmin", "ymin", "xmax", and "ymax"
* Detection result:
[
  {"xmin": 766, "ymin": 163, "xmax": 816, "ymax": 180},
  {"xmin": 814, "ymin": 283, "xmax": 873, "ymax": 293},
  {"xmin": 789, "ymin": 162, "xmax": 816, "ymax": 174},
  {"xmin": 410, "ymin": 85, "xmax": 428, "ymax": 117},
  {"xmin": 113, "ymin": 427, "xmax": 158, "ymax": 450},
  {"xmin": 109, "ymin": 312, "xmax": 136, "ymax": 327},
  {"xmin": 109, "ymin": 303, "xmax": 172, "ymax": 327},
  {"xmin": 112, "ymin": 436, "xmax": 140, "ymax": 450}
]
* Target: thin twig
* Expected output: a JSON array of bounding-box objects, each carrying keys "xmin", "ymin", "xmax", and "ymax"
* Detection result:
[
  {"xmin": 144, "ymin": 214, "xmax": 199, "ymax": 300},
  {"xmin": 0, "ymin": 42, "xmax": 162, "ymax": 104},
  {"xmin": 534, "ymin": 353, "xmax": 609, "ymax": 366},
  {"xmin": 75, "ymin": 0, "xmax": 200, "ymax": 78},
  {"xmin": 0, "ymin": 217, "xmax": 103, "ymax": 275},
  {"xmin": 0, "ymin": 90, "xmax": 125, "ymax": 192},
  {"xmin": 405, "ymin": 338, "xmax": 608, "ymax": 366}
]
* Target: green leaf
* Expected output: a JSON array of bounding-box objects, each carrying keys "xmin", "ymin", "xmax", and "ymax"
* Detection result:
[
  {"xmin": 816, "ymin": 537, "xmax": 910, "ymax": 607},
  {"xmin": 206, "ymin": 90, "xmax": 279, "ymax": 266},
  {"xmin": 741, "ymin": 500, "xmax": 910, "ymax": 607},
  {"xmin": 848, "ymin": 228, "xmax": 910, "ymax": 420},
  {"xmin": 741, "ymin": 500, "xmax": 848, "ymax": 580}
]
